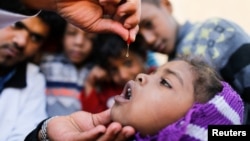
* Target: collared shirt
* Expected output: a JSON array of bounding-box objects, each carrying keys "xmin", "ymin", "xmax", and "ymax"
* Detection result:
[
  {"xmin": 0, "ymin": 62, "xmax": 47, "ymax": 141},
  {"xmin": 0, "ymin": 69, "xmax": 16, "ymax": 93}
]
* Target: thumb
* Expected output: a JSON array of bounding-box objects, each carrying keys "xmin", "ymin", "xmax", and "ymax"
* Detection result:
[{"xmin": 92, "ymin": 109, "xmax": 112, "ymax": 126}]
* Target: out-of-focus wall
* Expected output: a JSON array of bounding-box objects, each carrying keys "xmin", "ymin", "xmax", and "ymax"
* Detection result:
[{"xmin": 172, "ymin": 0, "xmax": 250, "ymax": 33}]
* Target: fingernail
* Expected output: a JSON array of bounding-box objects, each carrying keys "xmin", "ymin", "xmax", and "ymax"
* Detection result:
[
  {"xmin": 125, "ymin": 132, "xmax": 133, "ymax": 138},
  {"xmin": 124, "ymin": 23, "xmax": 131, "ymax": 29},
  {"xmin": 128, "ymin": 33, "xmax": 135, "ymax": 43},
  {"xmin": 114, "ymin": 129, "xmax": 120, "ymax": 135}
]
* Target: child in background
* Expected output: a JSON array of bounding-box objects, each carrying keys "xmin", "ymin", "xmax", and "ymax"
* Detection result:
[
  {"xmin": 81, "ymin": 33, "xmax": 157, "ymax": 113},
  {"xmin": 111, "ymin": 56, "xmax": 244, "ymax": 141},
  {"xmin": 40, "ymin": 23, "xmax": 96, "ymax": 116},
  {"xmin": 139, "ymin": 0, "xmax": 250, "ymax": 123}
]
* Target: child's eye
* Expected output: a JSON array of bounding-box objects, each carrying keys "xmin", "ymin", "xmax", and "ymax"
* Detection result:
[
  {"xmin": 143, "ymin": 21, "xmax": 153, "ymax": 29},
  {"xmin": 124, "ymin": 60, "xmax": 132, "ymax": 67},
  {"xmin": 140, "ymin": 20, "xmax": 154, "ymax": 30},
  {"xmin": 160, "ymin": 78, "xmax": 172, "ymax": 88}
]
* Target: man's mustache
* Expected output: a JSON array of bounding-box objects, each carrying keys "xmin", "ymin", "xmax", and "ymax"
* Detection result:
[{"xmin": 0, "ymin": 43, "xmax": 23, "ymax": 54}]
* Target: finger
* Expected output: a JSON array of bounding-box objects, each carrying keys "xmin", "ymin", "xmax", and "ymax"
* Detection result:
[
  {"xmin": 97, "ymin": 122, "xmax": 122, "ymax": 141},
  {"xmin": 92, "ymin": 18, "xmax": 129, "ymax": 41},
  {"xmin": 128, "ymin": 25, "xmax": 139, "ymax": 42},
  {"xmin": 123, "ymin": 13, "xmax": 140, "ymax": 31},
  {"xmin": 73, "ymin": 125, "xmax": 106, "ymax": 141},
  {"xmin": 114, "ymin": 0, "xmax": 141, "ymax": 29},
  {"xmin": 99, "ymin": 0, "xmax": 121, "ymax": 5},
  {"xmin": 114, "ymin": 126, "xmax": 136, "ymax": 141}
]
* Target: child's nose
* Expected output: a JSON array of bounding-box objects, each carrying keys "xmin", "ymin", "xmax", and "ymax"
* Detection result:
[
  {"xmin": 140, "ymin": 30, "xmax": 155, "ymax": 46},
  {"xmin": 136, "ymin": 73, "xmax": 147, "ymax": 85},
  {"xmin": 74, "ymin": 33, "xmax": 85, "ymax": 45}
]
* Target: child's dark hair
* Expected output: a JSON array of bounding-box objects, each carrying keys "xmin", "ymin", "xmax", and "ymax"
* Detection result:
[
  {"xmin": 37, "ymin": 11, "xmax": 66, "ymax": 39},
  {"xmin": 37, "ymin": 11, "xmax": 67, "ymax": 53},
  {"xmin": 94, "ymin": 33, "xmax": 148, "ymax": 69},
  {"xmin": 175, "ymin": 55, "xmax": 223, "ymax": 103}
]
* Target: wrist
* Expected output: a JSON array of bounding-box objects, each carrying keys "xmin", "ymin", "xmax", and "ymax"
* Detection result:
[{"xmin": 39, "ymin": 116, "xmax": 57, "ymax": 141}]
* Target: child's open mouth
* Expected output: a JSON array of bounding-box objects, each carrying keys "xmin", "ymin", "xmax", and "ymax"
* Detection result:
[
  {"xmin": 125, "ymin": 87, "xmax": 132, "ymax": 100},
  {"xmin": 114, "ymin": 80, "xmax": 133, "ymax": 103}
]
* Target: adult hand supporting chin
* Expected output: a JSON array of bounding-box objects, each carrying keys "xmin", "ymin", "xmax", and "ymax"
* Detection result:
[{"xmin": 45, "ymin": 109, "xmax": 136, "ymax": 141}]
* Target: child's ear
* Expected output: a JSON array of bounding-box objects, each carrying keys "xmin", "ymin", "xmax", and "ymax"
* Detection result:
[{"xmin": 161, "ymin": 0, "xmax": 173, "ymax": 14}]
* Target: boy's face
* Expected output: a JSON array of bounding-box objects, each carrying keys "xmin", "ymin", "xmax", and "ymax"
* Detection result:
[
  {"xmin": 63, "ymin": 24, "xmax": 94, "ymax": 65},
  {"xmin": 139, "ymin": 1, "xmax": 178, "ymax": 54},
  {"xmin": 0, "ymin": 17, "xmax": 49, "ymax": 68},
  {"xmin": 108, "ymin": 50, "xmax": 146, "ymax": 86},
  {"xmin": 111, "ymin": 60, "xmax": 195, "ymax": 136}
]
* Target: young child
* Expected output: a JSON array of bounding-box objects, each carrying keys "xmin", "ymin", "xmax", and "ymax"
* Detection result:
[
  {"xmin": 40, "ymin": 23, "xmax": 96, "ymax": 116},
  {"xmin": 139, "ymin": 0, "xmax": 250, "ymax": 123},
  {"xmin": 81, "ymin": 33, "xmax": 157, "ymax": 113},
  {"xmin": 111, "ymin": 56, "xmax": 244, "ymax": 141}
]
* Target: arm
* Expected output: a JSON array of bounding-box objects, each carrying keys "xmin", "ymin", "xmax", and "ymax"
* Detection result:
[
  {"xmin": 25, "ymin": 109, "xmax": 135, "ymax": 141},
  {"xmin": 85, "ymin": 65, "xmax": 109, "ymax": 95},
  {"xmin": 199, "ymin": 18, "xmax": 250, "ymax": 101},
  {"xmin": 181, "ymin": 18, "xmax": 250, "ymax": 97},
  {"xmin": 220, "ymin": 43, "xmax": 250, "ymax": 102},
  {"xmin": 82, "ymin": 65, "xmax": 111, "ymax": 113}
]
